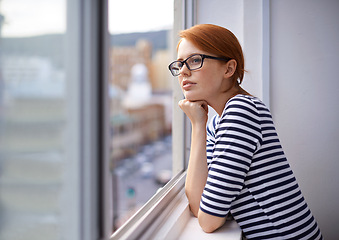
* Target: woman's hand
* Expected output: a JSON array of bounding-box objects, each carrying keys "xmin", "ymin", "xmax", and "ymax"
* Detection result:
[{"xmin": 178, "ymin": 99, "xmax": 209, "ymax": 126}]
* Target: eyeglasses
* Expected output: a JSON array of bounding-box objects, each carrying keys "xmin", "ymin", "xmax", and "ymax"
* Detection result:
[{"xmin": 168, "ymin": 54, "xmax": 231, "ymax": 76}]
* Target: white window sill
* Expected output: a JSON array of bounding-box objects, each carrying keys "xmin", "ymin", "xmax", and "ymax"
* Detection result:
[
  {"xmin": 158, "ymin": 189, "xmax": 242, "ymax": 240},
  {"xmin": 111, "ymin": 172, "xmax": 242, "ymax": 240}
]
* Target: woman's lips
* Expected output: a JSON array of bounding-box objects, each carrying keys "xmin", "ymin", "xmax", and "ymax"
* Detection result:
[{"xmin": 182, "ymin": 80, "xmax": 196, "ymax": 90}]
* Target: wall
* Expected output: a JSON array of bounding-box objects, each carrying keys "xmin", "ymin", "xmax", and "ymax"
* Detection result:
[
  {"xmin": 270, "ymin": 1, "xmax": 339, "ymax": 238},
  {"xmin": 195, "ymin": 0, "xmax": 339, "ymax": 238}
]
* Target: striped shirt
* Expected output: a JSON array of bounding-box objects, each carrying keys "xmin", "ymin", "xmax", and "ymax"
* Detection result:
[{"xmin": 201, "ymin": 94, "xmax": 322, "ymax": 239}]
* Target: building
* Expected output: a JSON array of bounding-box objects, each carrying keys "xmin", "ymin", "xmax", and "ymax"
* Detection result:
[{"xmin": 109, "ymin": 39, "xmax": 171, "ymax": 162}]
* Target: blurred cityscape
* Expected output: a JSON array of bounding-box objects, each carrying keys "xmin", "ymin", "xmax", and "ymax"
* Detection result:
[
  {"xmin": 109, "ymin": 31, "xmax": 173, "ymax": 228},
  {"xmin": 0, "ymin": 29, "xmax": 173, "ymax": 237},
  {"xmin": 109, "ymin": 31, "xmax": 172, "ymax": 161}
]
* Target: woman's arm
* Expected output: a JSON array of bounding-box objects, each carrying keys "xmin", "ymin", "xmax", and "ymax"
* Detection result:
[
  {"xmin": 198, "ymin": 210, "xmax": 226, "ymax": 233},
  {"xmin": 185, "ymin": 120, "xmax": 208, "ymax": 217},
  {"xmin": 179, "ymin": 99, "xmax": 208, "ymax": 216},
  {"xmin": 179, "ymin": 99, "xmax": 226, "ymax": 233}
]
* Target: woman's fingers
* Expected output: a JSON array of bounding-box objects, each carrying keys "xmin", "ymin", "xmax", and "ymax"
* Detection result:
[
  {"xmin": 178, "ymin": 99, "xmax": 208, "ymax": 111},
  {"xmin": 178, "ymin": 99, "xmax": 209, "ymax": 125}
]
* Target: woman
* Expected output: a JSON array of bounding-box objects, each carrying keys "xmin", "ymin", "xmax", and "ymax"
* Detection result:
[{"xmin": 168, "ymin": 24, "xmax": 322, "ymax": 239}]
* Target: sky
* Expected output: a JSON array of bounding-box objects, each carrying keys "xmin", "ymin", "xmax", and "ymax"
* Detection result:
[
  {"xmin": 0, "ymin": 0, "xmax": 173, "ymax": 37},
  {"xmin": 109, "ymin": 0, "xmax": 174, "ymax": 34}
]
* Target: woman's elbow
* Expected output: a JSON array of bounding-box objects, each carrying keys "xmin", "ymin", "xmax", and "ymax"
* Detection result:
[
  {"xmin": 198, "ymin": 211, "xmax": 226, "ymax": 233},
  {"xmin": 199, "ymin": 222, "xmax": 219, "ymax": 233}
]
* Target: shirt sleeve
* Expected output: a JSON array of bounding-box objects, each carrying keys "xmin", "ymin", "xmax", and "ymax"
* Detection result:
[{"xmin": 200, "ymin": 96, "xmax": 262, "ymax": 217}]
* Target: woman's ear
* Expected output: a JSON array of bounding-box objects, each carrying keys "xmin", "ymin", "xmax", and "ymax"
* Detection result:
[{"xmin": 224, "ymin": 59, "xmax": 237, "ymax": 78}]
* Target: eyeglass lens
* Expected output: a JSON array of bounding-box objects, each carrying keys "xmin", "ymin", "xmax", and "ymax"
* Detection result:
[
  {"xmin": 170, "ymin": 54, "xmax": 204, "ymax": 76},
  {"xmin": 186, "ymin": 55, "xmax": 203, "ymax": 70}
]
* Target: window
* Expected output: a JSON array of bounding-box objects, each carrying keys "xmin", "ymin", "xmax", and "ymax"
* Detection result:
[
  {"xmin": 0, "ymin": 1, "xmax": 72, "ymax": 239},
  {"xmin": 0, "ymin": 1, "xmax": 189, "ymax": 239},
  {"xmin": 110, "ymin": 0, "xmax": 195, "ymax": 238},
  {"xmin": 108, "ymin": 0, "xmax": 179, "ymax": 230},
  {"xmin": 0, "ymin": 1, "xmax": 111, "ymax": 239}
]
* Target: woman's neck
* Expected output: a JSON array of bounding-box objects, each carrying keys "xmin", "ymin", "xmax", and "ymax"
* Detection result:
[{"xmin": 210, "ymin": 85, "xmax": 250, "ymax": 116}]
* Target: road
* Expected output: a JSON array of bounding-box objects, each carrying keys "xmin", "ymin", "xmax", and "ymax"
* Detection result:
[{"xmin": 113, "ymin": 135, "xmax": 172, "ymax": 227}]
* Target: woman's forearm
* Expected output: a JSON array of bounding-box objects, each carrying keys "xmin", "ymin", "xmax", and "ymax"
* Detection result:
[{"xmin": 185, "ymin": 123, "xmax": 208, "ymax": 217}]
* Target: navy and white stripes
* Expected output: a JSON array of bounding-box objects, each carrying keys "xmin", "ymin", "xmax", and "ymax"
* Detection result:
[{"xmin": 201, "ymin": 95, "xmax": 322, "ymax": 239}]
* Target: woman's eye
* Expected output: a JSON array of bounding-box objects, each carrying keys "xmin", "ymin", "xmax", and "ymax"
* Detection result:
[{"xmin": 190, "ymin": 57, "xmax": 201, "ymax": 65}]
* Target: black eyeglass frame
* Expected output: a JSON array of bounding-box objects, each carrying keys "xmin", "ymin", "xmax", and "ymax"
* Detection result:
[{"xmin": 168, "ymin": 54, "xmax": 231, "ymax": 76}]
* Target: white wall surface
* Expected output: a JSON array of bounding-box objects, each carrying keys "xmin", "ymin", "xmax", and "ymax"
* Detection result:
[
  {"xmin": 196, "ymin": 0, "xmax": 244, "ymax": 44},
  {"xmin": 270, "ymin": 0, "xmax": 339, "ymax": 239},
  {"xmin": 194, "ymin": 0, "xmax": 339, "ymax": 238}
]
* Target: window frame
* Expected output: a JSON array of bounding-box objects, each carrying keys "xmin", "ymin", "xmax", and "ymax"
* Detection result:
[
  {"xmin": 110, "ymin": 0, "xmax": 196, "ymax": 238},
  {"xmin": 110, "ymin": 172, "xmax": 187, "ymax": 240},
  {"xmin": 67, "ymin": 0, "xmax": 111, "ymax": 239}
]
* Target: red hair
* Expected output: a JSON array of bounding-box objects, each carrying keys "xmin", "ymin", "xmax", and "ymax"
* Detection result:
[{"xmin": 178, "ymin": 24, "xmax": 245, "ymax": 83}]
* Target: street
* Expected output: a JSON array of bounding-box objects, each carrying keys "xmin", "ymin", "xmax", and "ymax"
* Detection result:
[{"xmin": 113, "ymin": 135, "xmax": 172, "ymax": 227}]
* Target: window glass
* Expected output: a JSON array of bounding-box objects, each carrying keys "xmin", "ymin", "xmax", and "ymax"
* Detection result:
[
  {"xmin": 108, "ymin": 0, "xmax": 174, "ymax": 230},
  {"xmin": 0, "ymin": 1, "xmax": 78, "ymax": 239}
]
